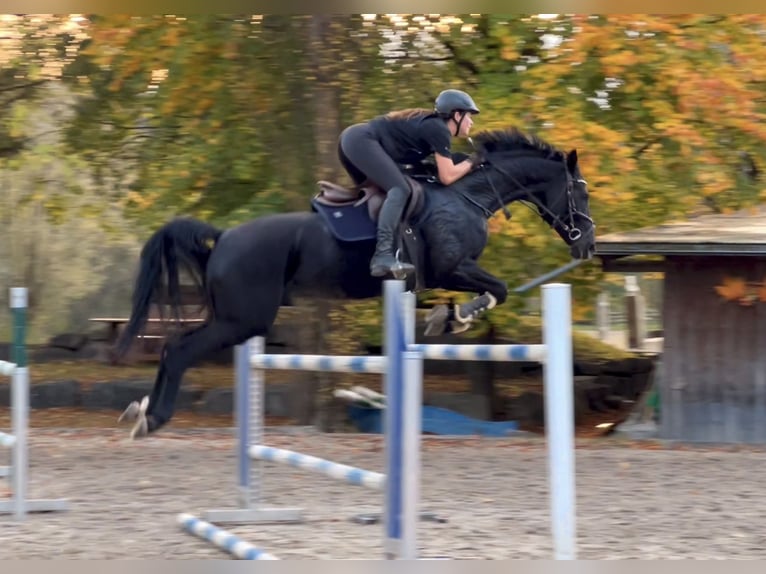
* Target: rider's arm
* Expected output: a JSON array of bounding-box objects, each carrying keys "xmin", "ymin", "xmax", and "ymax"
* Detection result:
[
  {"xmin": 434, "ymin": 153, "xmax": 475, "ymax": 186},
  {"xmin": 422, "ymin": 118, "xmax": 476, "ymax": 186}
]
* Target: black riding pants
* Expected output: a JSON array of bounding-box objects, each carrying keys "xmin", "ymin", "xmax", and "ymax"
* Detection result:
[{"xmin": 338, "ymin": 123, "xmax": 411, "ymax": 194}]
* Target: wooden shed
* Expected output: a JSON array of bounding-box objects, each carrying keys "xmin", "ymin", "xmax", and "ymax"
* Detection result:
[{"xmin": 596, "ymin": 206, "xmax": 766, "ymax": 443}]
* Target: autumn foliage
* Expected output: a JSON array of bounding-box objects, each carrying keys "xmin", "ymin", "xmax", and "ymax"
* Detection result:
[{"xmin": 4, "ymin": 14, "xmax": 766, "ymax": 328}]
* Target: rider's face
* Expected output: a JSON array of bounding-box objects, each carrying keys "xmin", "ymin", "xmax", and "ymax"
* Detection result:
[{"xmin": 453, "ymin": 111, "xmax": 475, "ymax": 137}]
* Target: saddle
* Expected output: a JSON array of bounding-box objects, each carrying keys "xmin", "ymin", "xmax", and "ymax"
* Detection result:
[
  {"xmin": 313, "ymin": 176, "xmax": 425, "ymax": 223},
  {"xmin": 311, "ymin": 176, "xmax": 429, "ymax": 291}
]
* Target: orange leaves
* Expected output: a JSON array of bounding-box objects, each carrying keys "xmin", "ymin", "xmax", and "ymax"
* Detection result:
[
  {"xmin": 715, "ymin": 276, "xmax": 748, "ymax": 303},
  {"xmin": 600, "ymin": 50, "xmax": 639, "ymax": 76},
  {"xmin": 714, "ymin": 276, "xmax": 766, "ymax": 306}
]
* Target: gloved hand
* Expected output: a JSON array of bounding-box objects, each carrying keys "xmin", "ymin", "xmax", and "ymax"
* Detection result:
[{"xmin": 469, "ymin": 150, "xmax": 487, "ymax": 169}]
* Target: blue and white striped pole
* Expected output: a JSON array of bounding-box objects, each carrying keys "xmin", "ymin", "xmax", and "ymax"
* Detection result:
[
  {"xmin": 408, "ymin": 343, "xmax": 545, "ymax": 362},
  {"xmin": 177, "ymin": 513, "xmax": 279, "ymax": 559},
  {"xmin": 249, "ymin": 445, "xmax": 385, "ymax": 489}
]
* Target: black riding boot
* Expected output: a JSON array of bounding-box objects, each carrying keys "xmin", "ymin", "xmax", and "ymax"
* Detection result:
[{"xmin": 370, "ymin": 186, "xmax": 416, "ymax": 277}]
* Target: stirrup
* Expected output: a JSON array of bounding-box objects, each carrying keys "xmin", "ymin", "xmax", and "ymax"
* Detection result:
[{"xmin": 370, "ymin": 249, "xmax": 414, "ymax": 279}]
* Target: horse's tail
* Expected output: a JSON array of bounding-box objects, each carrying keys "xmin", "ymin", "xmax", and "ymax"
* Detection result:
[{"xmin": 115, "ymin": 217, "xmax": 223, "ymax": 359}]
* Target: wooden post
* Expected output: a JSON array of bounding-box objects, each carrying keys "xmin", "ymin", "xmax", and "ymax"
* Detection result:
[
  {"xmin": 596, "ymin": 291, "xmax": 610, "ymax": 341},
  {"xmin": 624, "ymin": 276, "xmax": 646, "ymax": 350}
]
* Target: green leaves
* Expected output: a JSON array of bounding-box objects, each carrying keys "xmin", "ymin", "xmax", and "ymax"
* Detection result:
[{"xmin": 8, "ymin": 13, "xmax": 763, "ymax": 326}]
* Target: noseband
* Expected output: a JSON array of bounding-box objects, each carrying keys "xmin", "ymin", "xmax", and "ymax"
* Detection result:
[{"xmin": 556, "ymin": 170, "xmax": 595, "ymax": 242}]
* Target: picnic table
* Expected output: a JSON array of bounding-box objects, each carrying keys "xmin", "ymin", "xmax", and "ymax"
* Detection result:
[{"xmin": 88, "ymin": 316, "xmax": 205, "ymax": 345}]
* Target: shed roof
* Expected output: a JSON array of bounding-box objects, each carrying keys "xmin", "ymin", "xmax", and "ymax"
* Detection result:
[{"xmin": 595, "ymin": 205, "xmax": 766, "ymax": 258}]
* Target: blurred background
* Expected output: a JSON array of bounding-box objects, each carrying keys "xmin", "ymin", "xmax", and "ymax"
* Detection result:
[{"xmin": 1, "ymin": 13, "xmax": 763, "ymax": 347}]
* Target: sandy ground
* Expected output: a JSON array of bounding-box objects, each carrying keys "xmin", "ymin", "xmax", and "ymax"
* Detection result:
[{"xmin": 2, "ymin": 427, "xmax": 766, "ymax": 560}]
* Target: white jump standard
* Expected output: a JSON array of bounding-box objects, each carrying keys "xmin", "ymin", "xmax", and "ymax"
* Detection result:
[
  {"xmin": 194, "ymin": 280, "xmax": 576, "ymax": 560},
  {"xmin": 0, "ymin": 287, "xmax": 70, "ymax": 519}
]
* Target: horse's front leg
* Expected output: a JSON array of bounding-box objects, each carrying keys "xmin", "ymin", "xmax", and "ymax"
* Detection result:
[{"xmin": 425, "ymin": 261, "xmax": 508, "ymax": 336}]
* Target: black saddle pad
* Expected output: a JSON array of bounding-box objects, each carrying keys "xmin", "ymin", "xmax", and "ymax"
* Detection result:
[{"xmin": 311, "ymin": 198, "xmax": 377, "ymax": 242}]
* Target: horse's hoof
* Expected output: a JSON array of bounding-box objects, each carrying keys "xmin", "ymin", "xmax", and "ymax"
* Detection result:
[
  {"xmin": 447, "ymin": 320, "xmax": 472, "ymax": 335},
  {"xmin": 424, "ymin": 304, "xmax": 449, "ymax": 336},
  {"xmin": 129, "ymin": 415, "xmax": 149, "ymax": 440},
  {"xmin": 455, "ymin": 292, "xmax": 497, "ymax": 324},
  {"xmin": 118, "ymin": 401, "xmax": 141, "ymax": 424}
]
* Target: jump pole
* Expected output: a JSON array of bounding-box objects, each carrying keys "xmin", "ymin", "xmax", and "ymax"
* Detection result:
[
  {"xmin": 0, "ymin": 287, "xmax": 69, "ymax": 518},
  {"xmin": 514, "ymin": 259, "xmax": 583, "ymax": 294}
]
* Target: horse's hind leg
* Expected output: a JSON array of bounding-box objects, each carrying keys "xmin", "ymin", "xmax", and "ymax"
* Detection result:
[
  {"xmin": 128, "ymin": 319, "xmax": 253, "ymax": 438},
  {"xmin": 126, "ymin": 275, "xmax": 285, "ymax": 439},
  {"xmin": 118, "ymin": 358, "xmax": 168, "ymax": 425}
]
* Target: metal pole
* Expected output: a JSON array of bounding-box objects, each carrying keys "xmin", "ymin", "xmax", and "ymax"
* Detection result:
[
  {"xmin": 0, "ymin": 287, "xmax": 69, "ymax": 517},
  {"xmin": 541, "ymin": 283, "xmax": 576, "ymax": 559},
  {"xmin": 514, "ymin": 259, "xmax": 583, "ymax": 294},
  {"xmin": 10, "ymin": 287, "xmax": 27, "ymax": 521},
  {"xmin": 205, "ymin": 337, "xmax": 302, "ymax": 523},
  {"xmin": 400, "ymin": 287, "xmax": 420, "ymax": 560},
  {"xmin": 400, "ymin": 349, "xmax": 422, "ymax": 560},
  {"xmin": 383, "ymin": 279, "xmax": 405, "ymax": 559},
  {"xmin": 238, "ymin": 340, "xmax": 253, "ymax": 509}
]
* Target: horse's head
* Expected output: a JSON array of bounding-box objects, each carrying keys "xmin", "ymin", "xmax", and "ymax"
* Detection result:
[{"xmin": 471, "ymin": 128, "xmax": 595, "ymax": 260}]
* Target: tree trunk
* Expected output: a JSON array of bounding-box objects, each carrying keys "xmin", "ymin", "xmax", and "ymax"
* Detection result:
[{"xmin": 310, "ymin": 15, "xmax": 342, "ymax": 183}]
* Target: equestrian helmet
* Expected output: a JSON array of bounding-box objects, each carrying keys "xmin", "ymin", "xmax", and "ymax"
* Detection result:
[{"xmin": 434, "ymin": 89, "xmax": 480, "ymax": 116}]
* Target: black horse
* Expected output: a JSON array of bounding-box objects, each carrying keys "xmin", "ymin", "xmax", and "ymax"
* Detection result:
[{"xmin": 116, "ymin": 126, "xmax": 595, "ymax": 439}]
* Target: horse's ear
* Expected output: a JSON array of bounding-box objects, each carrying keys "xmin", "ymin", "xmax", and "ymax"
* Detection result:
[{"xmin": 566, "ymin": 149, "xmax": 578, "ymax": 172}]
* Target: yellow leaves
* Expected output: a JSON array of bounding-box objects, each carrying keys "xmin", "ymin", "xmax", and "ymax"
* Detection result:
[
  {"xmin": 487, "ymin": 215, "xmax": 504, "ymax": 235},
  {"xmin": 161, "ymin": 97, "xmax": 176, "ymax": 115},
  {"xmin": 162, "ymin": 27, "xmax": 181, "ymax": 47},
  {"xmin": 697, "ymin": 170, "xmax": 733, "ymax": 198},
  {"xmin": 571, "ymin": 300, "xmax": 591, "ymax": 323},
  {"xmin": 497, "ymin": 30, "xmax": 520, "ymax": 61},
  {"xmin": 500, "ymin": 45, "xmax": 519, "ymax": 61},
  {"xmin": 195, "ymin": 97, "xmax": 215, "ymax": 115},
  {"xmin": 584, "ymin": 123, "xmax": 625, "ymax": 151},
  {"xmin": 600, "ymin": 50, "xmax": 638, "ymax": 76}
]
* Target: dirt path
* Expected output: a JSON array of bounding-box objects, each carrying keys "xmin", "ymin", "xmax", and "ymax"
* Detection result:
[
  {"xmin": 1, "ymin": 430, "xmax": 764, "ymax": 559},
  {"xmin": 0, "ymin": 405, "xmax": 628, "ymax": 439}
]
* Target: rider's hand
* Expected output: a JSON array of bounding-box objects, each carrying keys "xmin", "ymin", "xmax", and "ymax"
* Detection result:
[{"xmin": 469, "ymin": 150, "xmax": 487, "ymax": 170}]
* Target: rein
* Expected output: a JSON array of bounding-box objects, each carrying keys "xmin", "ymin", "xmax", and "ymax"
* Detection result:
[{"xmin": 471, "ymin": 153, "xmax": 594, "ymax": 241}]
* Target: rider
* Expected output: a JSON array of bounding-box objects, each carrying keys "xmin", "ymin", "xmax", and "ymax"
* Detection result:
[{"xmin": 337, "ymin": 88, "xmax": 482, "ymax": 277}]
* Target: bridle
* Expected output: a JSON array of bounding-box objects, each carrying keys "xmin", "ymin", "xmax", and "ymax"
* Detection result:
[{"xmin": 472, "ymin": 150, "xmax": 595, "ymax": 242}]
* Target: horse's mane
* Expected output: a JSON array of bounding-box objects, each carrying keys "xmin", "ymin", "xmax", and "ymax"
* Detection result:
[{"xmin": 472, "ymin": 126, "xmax": 564, "ymax": 161}]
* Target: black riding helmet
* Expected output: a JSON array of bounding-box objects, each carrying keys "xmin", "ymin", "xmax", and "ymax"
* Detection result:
[{"xmin": 434, "ymin": 89, "xmax": 480, "ymax": 117}]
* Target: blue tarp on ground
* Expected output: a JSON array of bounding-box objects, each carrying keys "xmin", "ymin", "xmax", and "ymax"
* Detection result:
[{"xmin": 347, "ymin": 404, "xmax": 520, "ymax": 437}]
